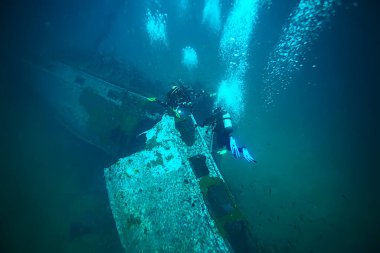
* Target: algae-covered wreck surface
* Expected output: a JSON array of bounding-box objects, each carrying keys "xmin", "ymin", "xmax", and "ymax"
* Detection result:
[{"xmin": 105, "ymin": 115, "xmax": 257, "ymax": 253}]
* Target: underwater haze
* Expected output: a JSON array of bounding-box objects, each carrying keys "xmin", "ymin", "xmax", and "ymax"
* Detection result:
[{"xmin": 0, "ymin": 0, "xmax": 378, "ymax": 253}]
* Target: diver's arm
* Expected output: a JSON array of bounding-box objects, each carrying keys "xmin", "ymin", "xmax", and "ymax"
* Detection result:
[
  {"xmin": 201, "ymin": 107, "xmax": 223, "ymax": 127},
  {"xmin": 154, "ymin": 98, "xmax": 169, "ymax": 108},
  {"xmin": 201, "ymin": 114, "xmax": 216, "ymax": 127}
]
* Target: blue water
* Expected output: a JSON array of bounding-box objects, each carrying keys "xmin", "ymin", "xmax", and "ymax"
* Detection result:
[{"xmin": 0, "ymin": 0, "xmax": 378, "ymax": 252}]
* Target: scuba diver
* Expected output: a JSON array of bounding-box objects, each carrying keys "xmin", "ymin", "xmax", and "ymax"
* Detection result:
[
  {"xmin": 150, "ymin": 80, "xmax": 256, "ymax": 163},
  {"xmin": 200, "ymin": 107, "xmax": 257, "ymax": 163},
  {"xmin": 153, "ymin": 79, "xmax": 206, "ymax": 118}
]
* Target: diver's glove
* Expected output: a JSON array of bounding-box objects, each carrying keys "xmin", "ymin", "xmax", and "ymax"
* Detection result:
[
  {"xmin": 229, "ymin": 136, "xmax": 240, "ymax": 159},
  {"xmin": 242, "ymin": 148, "xmax": 256, "ymax": 163}
]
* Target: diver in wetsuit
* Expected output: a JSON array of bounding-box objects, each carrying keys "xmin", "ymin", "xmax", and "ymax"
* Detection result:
[
  {"xmin": 201, "ymin": 107, "xmax": 256, "ymax": 163},
  {"xmin": 155, "ymin": 80, "xmax": 206, "ymax": 118},
  {"xmin": 152, "ymin": 81, "xmax": 255, "ymax": 162}
]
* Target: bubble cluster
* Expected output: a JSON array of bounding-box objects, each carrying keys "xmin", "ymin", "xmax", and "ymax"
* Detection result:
[
  {"xmin": 202, "ymin": 0, "xmax": 222, "ymax": 32},
  {"xmin": 181, "ymin": 46, "xmax": 198, "ymax": 71},
  {"xmin": 219, "ymin": 0, "xmax": 262, "ymax": 64},
  {"xmin": 217, "ymin": 0, "xmax": 263, "ymax": 120},
  {"xmin": 216, "ymin": 77, "xmax": 245, "ymax": 120},
  {"xmin": 146, "ymin": 9, "xmax": 168, "ymax": 46},
  {"xmin": 264, "ymin": 0, "xmax": 337, "ymax": 108}
]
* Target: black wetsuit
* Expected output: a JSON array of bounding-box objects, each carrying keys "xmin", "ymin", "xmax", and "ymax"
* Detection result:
[{"xmin": 156, "ymin": 84, "xmax": 205, "ymax": 117}]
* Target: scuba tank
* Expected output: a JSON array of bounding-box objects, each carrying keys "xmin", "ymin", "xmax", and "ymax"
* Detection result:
[{"xmin": 222, "ymin": 112, "xmax": 233, "ymax": 132}]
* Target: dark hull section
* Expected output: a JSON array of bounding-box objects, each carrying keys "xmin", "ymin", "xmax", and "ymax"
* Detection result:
[{"xmin": 23, "ymin": 59, "xmax": 163, "ymax": 158}]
